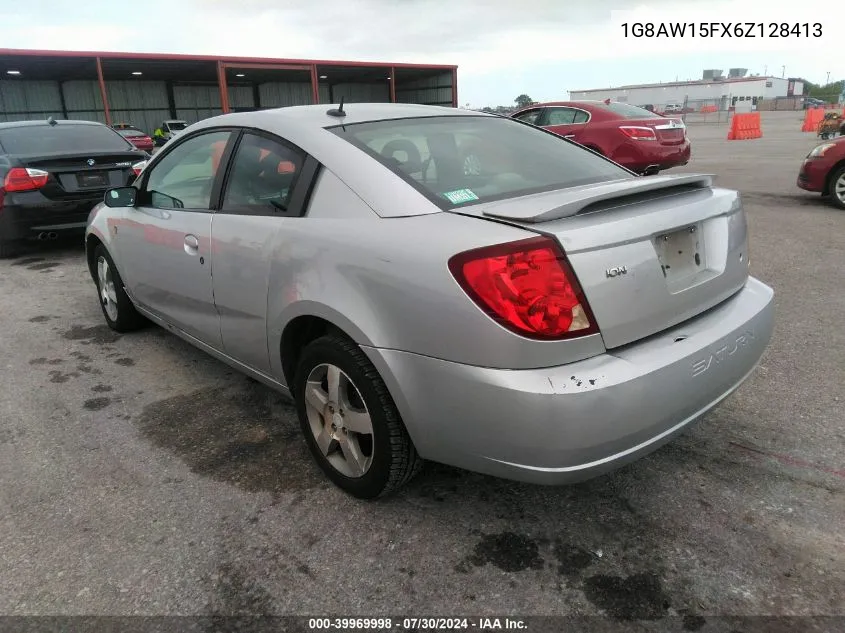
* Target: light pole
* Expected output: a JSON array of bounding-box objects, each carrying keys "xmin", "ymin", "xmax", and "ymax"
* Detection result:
[
  {"xmin": 781, "ymin": 65, "xmax": 785, "ymax": 78},
  {"xmin": 826, "ymin": 72, "xmax": 831, "ymax": 85}
]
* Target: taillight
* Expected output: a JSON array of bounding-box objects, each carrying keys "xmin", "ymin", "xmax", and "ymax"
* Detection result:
[
  {"xmin": 132, "ymin": 161, "xmax": 147, "ymax": 176},
  {"xmin": 448, "ymin": 236, "xmax": 599, "ymax": 340},
  {"xmin": 619, "ymin": 126, "xmax": 657, "ymax": 141},
  {"xmin": 4, "ymin": 167, "xmax": 49, "ymax": 192}
]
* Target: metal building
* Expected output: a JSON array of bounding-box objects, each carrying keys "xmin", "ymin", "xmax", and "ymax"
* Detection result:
[
  {"xmin": 0, "ymin": 49, "xmax": 458, "ymax": 134},
  {"xmin": 570, "ymin": 70, "xmax": 804, "ymax": 112}
]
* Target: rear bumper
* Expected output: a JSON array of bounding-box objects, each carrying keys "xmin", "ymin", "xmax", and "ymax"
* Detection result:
[
  {"xmin": 364, "ymin": 277, "xmax": 774, "ymax": 485},
  {"xmin": 0, "ymin": 194, "xmax": 101, "ymax": 242},
  {"xmin": 615, "ymin": 140, "xmax": 692, "ymax": 172}
]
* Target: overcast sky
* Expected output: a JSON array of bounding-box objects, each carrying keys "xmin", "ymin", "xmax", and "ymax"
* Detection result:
[{"xmin": 0, "ymin": 0, "xmax": 837, "ymax": 107}]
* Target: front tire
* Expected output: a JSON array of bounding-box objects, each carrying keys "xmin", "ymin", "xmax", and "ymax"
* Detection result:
[
  {"xmin": 93, "ymin": 244, "xmax": 146, "ymax": 332},
  {"xmin": 829, "ymin": 165, "xmax": 845, "ymax": 210},
  {"xmin": 293, "ymin": 333, "xmax": 422, "ymax": 499}
]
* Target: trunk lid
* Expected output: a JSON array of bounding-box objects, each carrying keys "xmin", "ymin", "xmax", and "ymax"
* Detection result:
[
  {"xmin": 16, "ymin": 151, "xmax": 141, "ymax": 200},
  {"xmin": 456, "ymin": 174, "xmax": 750, "ymax": 349}
]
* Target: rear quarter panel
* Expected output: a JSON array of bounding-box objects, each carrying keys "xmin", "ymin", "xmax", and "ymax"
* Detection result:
[{"xmin": 266, "ymin": 168, "xmax": 607, "ymax": 382}]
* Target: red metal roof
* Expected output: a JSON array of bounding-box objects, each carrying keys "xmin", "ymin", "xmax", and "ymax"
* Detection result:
[{"xmin": 0, "ymin": 48, "xmax": 457, "ymax": 70}]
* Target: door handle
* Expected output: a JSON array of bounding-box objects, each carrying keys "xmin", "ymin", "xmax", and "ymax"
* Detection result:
[{"xmin": 184, "ymin": 234, "xmax": 199, "ymax": 254}]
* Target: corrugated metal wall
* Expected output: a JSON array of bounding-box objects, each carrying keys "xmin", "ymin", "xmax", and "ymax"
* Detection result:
[
  {"xmin": 259, "ymin": 82, "xmax": 312, "ymax": 108},
  {"xmin": 395, "ymin": 72, "xmax": 453, "ymax": 105},
  {"xmin": 107, "ymin": 81, "xmax": 169, "ymax": 134},
  {"xmin": 173, "ymin": 84, "xmax": 223, "ymax": 124},
  {"xmin": 0, "ymin": 80, "xmax": 63, "ymax": 121},
  {"xmin": 228, "ymin": 86, "xmax": 254, "ymax": 109},
  {"xmin": 331, "ymin": 83, "xmax": 389, "ymax": 103}
]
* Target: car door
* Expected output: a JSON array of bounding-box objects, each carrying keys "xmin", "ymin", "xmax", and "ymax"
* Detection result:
[
  {"xmin": 540, "ymin": 107, "xmax": 590, "ymax": 143},
  {"xmin": 119, "ymin": 129, "xmax": 235, "ymax": 348},
  {"xmin": 211, "ymin": 129, "xmax": 317, "ymax": 373}
]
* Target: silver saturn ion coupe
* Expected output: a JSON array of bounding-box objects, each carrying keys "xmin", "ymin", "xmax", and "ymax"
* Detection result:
[{"xmin": 85, "ymin": 103, "xmax": 774, "ymax": 499}]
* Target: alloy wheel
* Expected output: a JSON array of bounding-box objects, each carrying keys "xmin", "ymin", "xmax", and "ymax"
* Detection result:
[
  {"xmin": 303, "ymin": 363, "xmax": 374, "ymax": 478},
  {"xmin": 97, "ymin": 256, "xmax": 119, "ymax": 321}
]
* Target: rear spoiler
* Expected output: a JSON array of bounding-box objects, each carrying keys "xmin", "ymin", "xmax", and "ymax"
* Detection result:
[{"xmin": 482, "ymin": 173, "xmax": 715, "ymax": 224}]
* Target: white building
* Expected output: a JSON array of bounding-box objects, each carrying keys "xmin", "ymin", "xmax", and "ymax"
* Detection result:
[{"xmin": 570, "ymin": 72, "xmax": 804, "ymax": 110}]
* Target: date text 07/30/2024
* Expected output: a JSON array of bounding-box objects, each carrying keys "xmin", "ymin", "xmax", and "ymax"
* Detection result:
[{"xmin": 621, "ymin": 22, "xmax": 822, "ymax": 38}]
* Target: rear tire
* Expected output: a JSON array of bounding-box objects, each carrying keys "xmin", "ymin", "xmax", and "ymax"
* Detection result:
[
  {"xmin": 293, "ymin": 333, "xmax": 422, "ymax": 499},
  {"xmin": 829, "ymin": 165, "xmax": 845, "ymax": 210},
  {"xmin": 93, "ymin": 244, "xmax": 146, "ymax": 332}
]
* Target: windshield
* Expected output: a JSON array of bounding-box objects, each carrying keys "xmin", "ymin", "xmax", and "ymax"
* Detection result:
[
  {"xmin": 330, "ymin": 116, "xmax": 632, "ymax": 210},
  {"xmin": 0, "ymin": 124, "xmax": 133, "ymax": 154},
  {"xmin": 598, "ymin": 102, "xmax": 663, "ymax": 119},
  {"xmin": 167, "ymin": 121, "xmax": 188, "ymax": 131}
]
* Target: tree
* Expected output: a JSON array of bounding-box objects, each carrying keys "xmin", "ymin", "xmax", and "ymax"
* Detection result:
[
  {"xmin": 804, "ymin": 80, "xmax": 844, "ymax": 102},
  {"xmin": 515, "ymin": 94, "xmax": 534, "ymax": 109}
]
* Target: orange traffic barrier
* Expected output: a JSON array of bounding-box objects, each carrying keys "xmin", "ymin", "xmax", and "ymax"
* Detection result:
[
  {"xmin": 700, "ymin": 105, "xmax": 718, "ymax": 113},
  {"xmin": 727, "ymin": 112, "xmax": 762, "ymax": 140},
  {"xmin": 802, "ymin": 107, "xmax": 825, "ymax": 132}
]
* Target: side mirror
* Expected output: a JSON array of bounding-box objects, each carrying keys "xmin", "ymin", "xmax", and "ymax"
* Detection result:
[{"xmin": 104, "ymin": 186, "xmax": 137, "ymax": 208}]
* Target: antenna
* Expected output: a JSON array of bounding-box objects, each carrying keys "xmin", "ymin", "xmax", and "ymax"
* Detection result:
[{"xmin": 326, "ymin": 97, "xmax": 346, "ymax": 118}]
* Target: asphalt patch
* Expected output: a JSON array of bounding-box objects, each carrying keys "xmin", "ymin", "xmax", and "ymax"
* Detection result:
[
  {"xmin": 582, "ymin": 573, "xmax": 670, "ymax": 620},
  {"xmin": 27, "ymin": 262, "xmax": 60, "ymax": 271},
  {"xmin": 28, "ymin": 316, "xmax": 53, "ymax": 323},
  {"xmin": 135, "ymin": 382, "xmax": 318, "ymax": 494},
  {"xmin": 10, "ymin": 257, "xmax": 44, "ymax": 266},
  {"xmin": 63, "ymin": 324, "xmax": 122, "ymax": 345},
  {"xmin": 49, "ymin": 370, "xmax": 80, "ymax": 384},
  {"xmin": 83, "ymin": 397, "xmax": 112, "ymax": 411},
  {"xmin": 554, "ymin": 541, "xmax": 595, "ymax": 576},
  {"xmin": 464, "ymin": 532, "xmax": 545, "ymax": 573},
  {"xmin": 91, "ymin": 384, "xmax": 113, "ymax": 393},
  {"xmin": 115, "ymin": 357, "xmax": 135, "ymax": 366}
]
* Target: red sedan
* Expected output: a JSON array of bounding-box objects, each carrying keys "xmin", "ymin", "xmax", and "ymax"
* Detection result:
[
  {"xmin": 511, "ymin": 100, "xmax": 691, "ymax": 174},
  {"xmin": 797, "ymin": 137, "xmax": 845, "ymax": 209},
  {"xmin": 115, "ymin": 128, "xmax": 154, "ymax": 153}
]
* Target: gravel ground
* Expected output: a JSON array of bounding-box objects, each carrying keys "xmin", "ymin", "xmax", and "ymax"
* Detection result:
[{"xmin": 0, "ymin": 110, "xmax": 842, "ymax": 625}]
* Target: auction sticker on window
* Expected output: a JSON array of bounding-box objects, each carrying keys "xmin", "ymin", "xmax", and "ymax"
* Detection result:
[{"xmin": 442, "ymin": 189, "xmax": 479, "ymax": 205}]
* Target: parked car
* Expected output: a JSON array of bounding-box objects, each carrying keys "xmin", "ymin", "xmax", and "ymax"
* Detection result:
[
  {"xmin": 153, "ymin": 119, "xmax": 189, "ymax": 146},
  {"xmin": 85, "ymin": 104, "xmax": 773, "ymax": 498},
  {"xmin": 0, "ymin": 118, "xmax": 148, "ymax": 257},
  {"xmin": 803, "ymin": 98, "xmax": 826, "ymax": 109},
  {"xmin": 511, "ymin": 100, "xmax": 691, "ymax": 174},
  {"xmin": 797, "ymin": 137, "xmax": 845, "ymax": 209},
  {"xmin": 115, "ymin": 127, "xmax": 154, "ymax": 153},
  {"xmin": 664, "ymin": 103, "xmax": 684, "ymax": 114}
]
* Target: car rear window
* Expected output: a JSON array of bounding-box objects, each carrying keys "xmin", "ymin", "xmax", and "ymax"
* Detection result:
[
  {"xmin": 330, "ymin": 116, "xmax": 632, "ymax": 210},
  {"xmin": 597, "ymin": 102, "xmax": 663, "ymax": 119},
  {"xmin": 118, "ymin": 129, "xmax": 145, "ymax": 138},
  {"xmin": 167, "ymin": 121, "xmax": 188, "ymax": 131},
  {"xmin": 0, "ymin": 124, "xmax": 133, "ymax": 154}
]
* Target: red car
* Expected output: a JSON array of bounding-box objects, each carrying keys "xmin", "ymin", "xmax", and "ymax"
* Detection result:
[
  {"xmin": 114, "ymin": 127, "xmax": 154, "ymax": 153},
  {"xmin": 511, "ymin": 100, "xmax": 691, "ymax": 175},
  {"xmin": 797, "ymin": 137, "xmax": 845, "ymax": 209}
]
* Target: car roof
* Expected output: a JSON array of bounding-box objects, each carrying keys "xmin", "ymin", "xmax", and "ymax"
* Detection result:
[{"xmin": 0, "ymin": 119, "xmax": 105, "ymax": 130}]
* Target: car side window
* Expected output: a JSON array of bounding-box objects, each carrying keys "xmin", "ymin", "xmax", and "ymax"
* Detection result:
[
  {"xmin": 514, "ymin": 109, "xmax": 543, "ymax": 125},
  {"xmin": 572, "ymin": 109, "xmax": 589, "ymax": 124},
  {"xmin": 144, "ymin": 131, "xmax": 231, "ymax": 210},
  {"xmin": 545, "ymin": 108, "xmax": 577, "ymax": 125},
  {"xmin": 222, "ymin": 133, "xmax": 304, "ymax": 214}
]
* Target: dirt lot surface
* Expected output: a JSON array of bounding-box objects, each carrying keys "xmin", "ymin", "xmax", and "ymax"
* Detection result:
[{"xmin": 1, "ymin": 110, "xmax": 842, "ymax": 625}]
